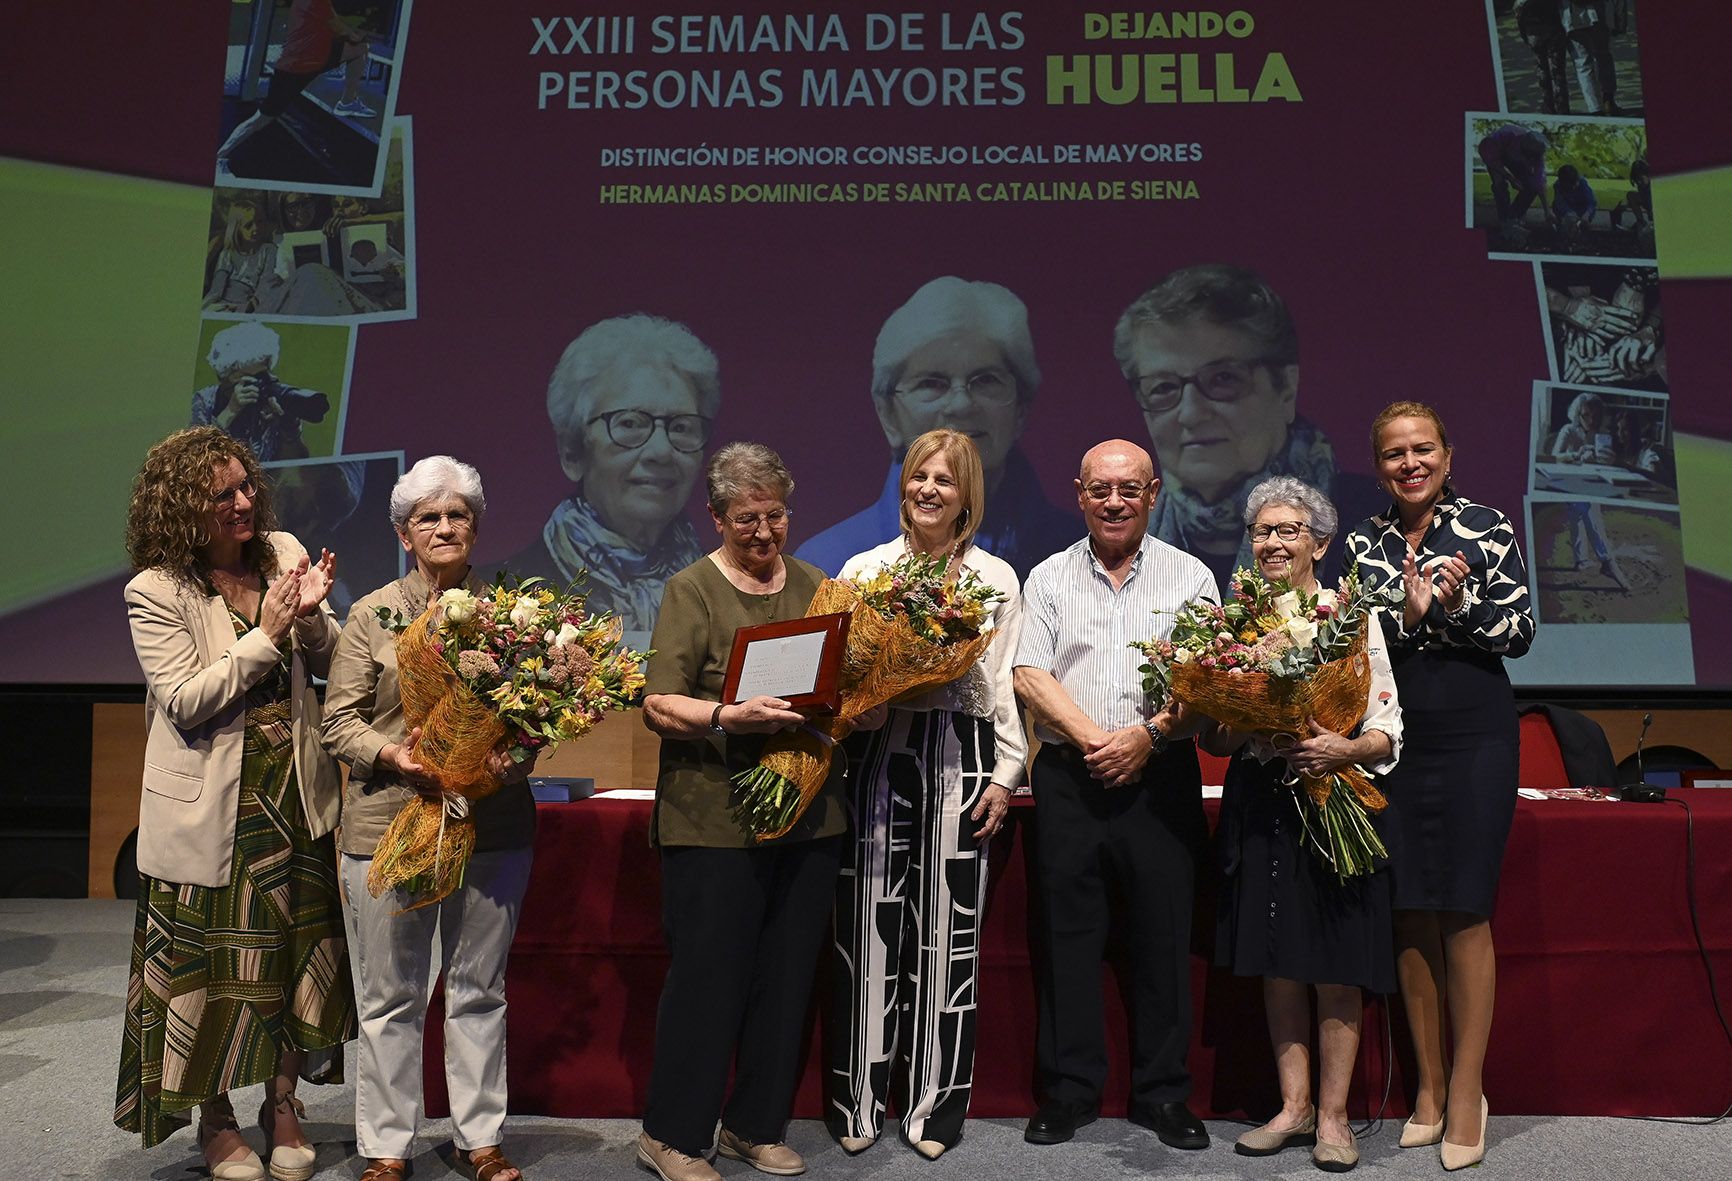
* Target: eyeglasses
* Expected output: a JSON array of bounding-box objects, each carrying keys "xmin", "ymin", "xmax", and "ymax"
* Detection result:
[
  {"xmin": 1131, "ymin": 358, "xmax": 1271, "ymax": 414},
  {"xmin": 1247, "ymin": 521, "xmax": 1315, "ymax": 542},
  {"xmin": 409, "ymin": 508, "xmax": 474, "ymax": 532},
  {"xmin": 893, "ymin": 367, "xmax": 1017, "ymax": 408},
  {"xmin": 727, "ymin": 508, "xmax": 791, "ymax": 533},
  {"xmin": 212, "ymin": 476, "xmax": 256, "ymax": 507},
  {"xmin": 589, "ymin": 409, "xmax": 712, "ymax": 453},
  {"xmin": 1081, "ymin": 481, "xmax": 1150, "ymax": 502}
]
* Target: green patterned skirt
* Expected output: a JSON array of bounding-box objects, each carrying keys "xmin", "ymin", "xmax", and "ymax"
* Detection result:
[{"xmin": 114, "ymin": 690, "xmax": 356, "ymax": 1147}]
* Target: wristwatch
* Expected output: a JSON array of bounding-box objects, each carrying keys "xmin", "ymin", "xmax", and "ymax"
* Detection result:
[
  {"xmin": 709, "ymin": 704, "xmax": 727, "ymax": 735},
  {"xmin": 1144, "ymin": 718, "xmax": 1171, "ymax": 754}
]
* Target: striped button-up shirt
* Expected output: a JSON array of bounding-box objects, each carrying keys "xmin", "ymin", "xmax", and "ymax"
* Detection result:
[{"xmin": 1015, "ymin": 532, "xmax": 1217, "ymax": 745}]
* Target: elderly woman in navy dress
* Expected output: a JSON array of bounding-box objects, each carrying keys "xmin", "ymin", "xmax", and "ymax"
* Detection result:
[
  {"xmin": 1204, "ymin": 476, "xmax": 1401, "ymax": 1173},
  {"xmin": 1345, "ymin": 401, "xmax": 1533, "ymax": 1172}
]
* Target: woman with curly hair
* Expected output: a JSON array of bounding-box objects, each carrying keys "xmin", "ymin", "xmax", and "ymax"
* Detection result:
[{"xmin": 114, "ymin": 427, "xmax": 354, "ymax": 1181}]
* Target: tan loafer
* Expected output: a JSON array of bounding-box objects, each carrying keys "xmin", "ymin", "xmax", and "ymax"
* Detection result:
[
  {"xmin": 1312, "ymin": 1134, "xmax": 1360, "ymax": 1172},
  {"xmin": 1234, "ymin": 1108, "xmax": 1316, "ymax": 1156},
  {"xmin": 717, "ymin": 1128, "xmax": 806, "ymax": 1176},
  {"xmin": 636, "ymin": 1132, "xmax": 721, "ymax": 1181}
]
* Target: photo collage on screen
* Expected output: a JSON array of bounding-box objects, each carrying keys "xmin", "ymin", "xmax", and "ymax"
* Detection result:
[
  {"xmin": 1475, "ymin": 0, "xmax": 1690, "ymax": 682},
  {"xmin": 200, "ymin": 0, "xmax": 420, "ymax": 610}
]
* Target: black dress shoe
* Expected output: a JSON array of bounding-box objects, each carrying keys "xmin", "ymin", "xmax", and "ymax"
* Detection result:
[
  {"xmin": 1130, "ymin": 1101, "xmax": 1210, "ymax": 1150},
  {"xmin": 1024, "ymin": 1102, "xmax": 1098, "ymax": 1144}
]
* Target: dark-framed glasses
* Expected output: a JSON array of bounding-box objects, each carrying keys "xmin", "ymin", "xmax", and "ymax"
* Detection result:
[
  {"xmin": 1131, "ymin": 358, "xmax": 1269, "ymax": 414},
  {"xmin": 894, "ymin": 367, "xmax": 1017, "ymax": 408},
  {"xmin": 728, "ymin": 508, "xmax": 792, "ymax": 533},
  {"xmin": 1082, "ymin": 481, "xmax": 1150, "ymax": 502},
  {"xmin": 589, "ymin": 409, "xmax": 712, "ymax": 453},
  {"xmin": 1247, "ymin": 521, "xmax": 1313, "ymax": 542}
]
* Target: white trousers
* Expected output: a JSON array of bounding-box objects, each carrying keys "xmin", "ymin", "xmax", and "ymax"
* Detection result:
[{"xmin": 340, "ymin": 846, "xmax": 532, "ymax": 1159}]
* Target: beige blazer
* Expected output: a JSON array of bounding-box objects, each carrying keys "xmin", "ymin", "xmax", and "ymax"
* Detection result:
[{"xmin": 126, "ymin": 531, "xmax": 342, "ymax": 888}]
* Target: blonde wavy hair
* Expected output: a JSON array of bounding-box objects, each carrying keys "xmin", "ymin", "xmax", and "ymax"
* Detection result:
[{"xmin": 126, "ymin": 427, "xmax": 280, "ymax": 587}]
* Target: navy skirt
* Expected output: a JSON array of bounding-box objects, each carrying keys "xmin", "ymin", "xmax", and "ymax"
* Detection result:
[{"xmin": 1380, "ymin": 646, "xmax": 1518, "ymax": 917}]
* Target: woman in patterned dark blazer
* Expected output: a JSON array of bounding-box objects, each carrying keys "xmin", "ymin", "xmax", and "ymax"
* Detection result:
[{"xmin": 1345, "ymin": 402, "xmax": 1534, "ymax": 1172}]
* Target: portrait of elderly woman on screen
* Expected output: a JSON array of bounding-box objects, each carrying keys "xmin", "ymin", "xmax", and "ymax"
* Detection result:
[
  {"xmin": 1113, "ymin": 263, "xmax": 1382, "ymax": 592},
  {"xmin": 502, "ymin": 313, "xmax": 717, "ymax": 641},
  {"xmin": 797, "ymin": 275, "xmax": 1073, "ymax": 580}
]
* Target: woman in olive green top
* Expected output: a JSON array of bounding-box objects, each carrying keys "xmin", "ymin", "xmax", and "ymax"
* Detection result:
[
  {"xmin": 321, "ymin": 456, "xmax": 533, "ymax": 1181},
  {"xmin": 636, "ymin": 442, "xmax": 881, "ymax": 1181}
]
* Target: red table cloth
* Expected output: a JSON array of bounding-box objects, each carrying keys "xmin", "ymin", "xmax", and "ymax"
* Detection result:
[{"xmin": 426, "ymin": 790, "xmax": 1732, "ymax": 1118}]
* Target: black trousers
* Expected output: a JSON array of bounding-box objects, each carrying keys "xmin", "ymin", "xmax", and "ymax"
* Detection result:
[
  {"xmin": 644, "ymin": 837, "xmax": 842, "ymax": 1156},
  {"xmin": 1030, "ymin": 742, "xmax": 1207, "ymax": 1112}
]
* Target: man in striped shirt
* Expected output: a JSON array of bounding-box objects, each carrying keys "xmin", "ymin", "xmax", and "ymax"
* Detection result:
[{"xmin": 1013, "ymin": 438, "xmax": 1217, "ymax": 1150}]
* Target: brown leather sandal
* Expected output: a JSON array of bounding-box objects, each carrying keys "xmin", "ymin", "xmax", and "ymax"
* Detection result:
[
  {"xmin": 461, "ymin": 1146, "xmax": 523, "ymax": 1181},
  {"xmin": 359, "ymin": 1161, "xmax": 408, "ymax": 1181}
]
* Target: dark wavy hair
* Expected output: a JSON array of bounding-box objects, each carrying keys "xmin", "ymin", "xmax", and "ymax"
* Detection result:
[{"xmin": 125, "ymin": 427, "xmax": 280, "ymax": 587}]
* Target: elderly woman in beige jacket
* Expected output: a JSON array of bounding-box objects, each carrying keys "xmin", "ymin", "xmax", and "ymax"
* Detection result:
[
  {"xmin": 115, "ymin": 427, "xmax": 352, "ymax": 1181},
  {"xmin": 322, "ymin": 455, "xmax": 534, "ymax": 1181}
]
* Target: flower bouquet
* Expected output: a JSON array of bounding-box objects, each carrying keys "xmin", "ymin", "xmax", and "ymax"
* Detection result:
[
  {"xmin": 731, "ymin": 552, "xmax": 1003, "ymax": 839},
  {"xmin": 371, "ymin": 575, "xmax": 648, "ymax": 906},
  {"xmin": 1133, "ymin": 568, "xmax": 1397, "ymax": 880}
]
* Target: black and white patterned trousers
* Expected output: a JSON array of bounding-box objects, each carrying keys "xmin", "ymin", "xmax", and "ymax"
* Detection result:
[{"xmin": 824, "ymin": 708, "xmax": 994, "ymax": 1149}]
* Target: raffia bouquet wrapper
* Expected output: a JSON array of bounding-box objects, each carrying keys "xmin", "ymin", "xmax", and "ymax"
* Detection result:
[
  {"xmin": 1136, "ymin": 568, "xmax": 1397, "ymax": 880},
  {"xmin": 370, "ymin": 576, "xmax": 647, "ymax": 907},
  {"xmin": 732, "ymin": 554, "xmax": 1002, "ymax": 840}
]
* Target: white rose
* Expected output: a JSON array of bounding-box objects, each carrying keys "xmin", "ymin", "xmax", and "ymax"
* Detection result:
[
  {"xmin": 438, "ymin": 588, "xmax": 478, "ymax": 624},
  {"xmin": 1172, "ymin": 648, "xmax": 1195, "ymax": 664},
  {"xmin": 1274, "ymin": 590, "xmax": 1301, "ymax": 618},
  {"xmin": 1286, "ymin": 617, "xmax": 1318, "ymax": 648},
  {"xmin": 1315, "ymin": 588, "xmax": 1338, "ymax": 610},
  {"xmin": 509, "ymin": 597, "xmax": 540, "ymax": 630},
  {"xmin": 555, "ymin": 621, "xmax": 581, "ymax": 648}
]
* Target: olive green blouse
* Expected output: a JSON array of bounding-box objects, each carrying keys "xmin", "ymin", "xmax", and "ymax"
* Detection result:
[{"xmin": 643, "ymin": 555, "xmax": 847, "ymax": 848}]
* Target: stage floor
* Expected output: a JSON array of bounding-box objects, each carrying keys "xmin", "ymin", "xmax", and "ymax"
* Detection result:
[{"xmin": 5, "ymin": 898, "xmax": 1725, "ymax": 1181}]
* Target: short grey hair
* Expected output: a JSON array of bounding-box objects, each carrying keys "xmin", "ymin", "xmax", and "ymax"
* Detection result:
[
  {"xmin": 1112, "ymin": 263, "xmax": 1298, "ymax": 384},
  {"xmin": 706, "ymin": 442, "xmax": 794, "ymax": 513},
  {"xmin": 1567, "ymin": 390, "xmax": 1604, "ymax": 428},
  {"xmin": 1243, "ymin": 475, "xmax": 1337, "ymax": 539},
  {"xmin": 207, "ymin": 321, "xmax": 280, "ymax": 377},
  {"xmin": 545, "ymin": 314, "xmax": 721, "ymax": 443},
  {"xmin": 871, "ymin": 276, "xmax": 1041, "ymax": 403},
  {"xmin": 390, "ymin": 455, "xmax": 486, "ymax": 531}
]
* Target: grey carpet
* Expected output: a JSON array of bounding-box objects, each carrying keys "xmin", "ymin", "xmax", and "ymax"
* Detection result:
[{"xmin": 3, "ymin": 899, "xmax": 1725, "ymax": 1180}]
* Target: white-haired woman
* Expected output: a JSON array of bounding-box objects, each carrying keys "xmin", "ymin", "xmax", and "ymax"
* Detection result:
[
  {"xmin": 191, "ymin": 322, "xmax": 331, "ymax": 463},
  {"xmin": 797, "ymin": 275, "xmax": 1073, "ymax": 580},
  {"xmin": 1201, "ymin": 476, "xmax": 1402, "ymax": 1173},
  {"xmin": 1549, "ymin": 391, "xmax": 1629, "ymax": 590},
  {"xmin": 322, "ymin": 457, "xmax": 535, "ymax": 1181},
  {"xmin": 506, "ymin": 313, "xmax": 719, "ymax": 637}
]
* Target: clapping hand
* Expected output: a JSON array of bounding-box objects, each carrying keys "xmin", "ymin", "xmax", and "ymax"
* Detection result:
[
  {"xmin": 292, "ymin": 549, "xmax": 337, "ymax": 615},
  {"xmin": 1402, "ymin": 546, "xmax": 1470, "ymax": 629},
  {"xmin": 260, "ymin": 568, "xmax": 301, "ymax": 645}
]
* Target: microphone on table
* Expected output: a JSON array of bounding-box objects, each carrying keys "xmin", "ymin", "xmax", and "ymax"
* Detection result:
[{"xmin": 1620, "ymin": 712, "xmax": 1666, "ymax": 802}]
